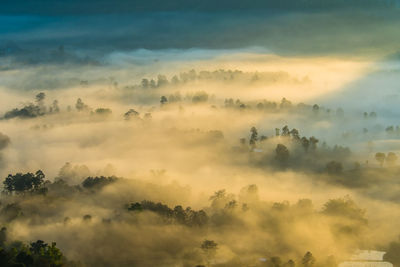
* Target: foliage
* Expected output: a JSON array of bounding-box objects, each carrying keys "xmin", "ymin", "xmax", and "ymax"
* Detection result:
[
  {"xmin": 81, "ymin": 176, "xmax": 118, "ymax": 190},
  {"xmin": 0, "ymin": 229, "xmax": 67, "ymax": 267},
  {"xmin": 127, "ymin": 200, "xmax": 209, "ymax": 227},
  {"xmin": 3, "ymin": 170, "xmax": 46, "ymax": 194}
]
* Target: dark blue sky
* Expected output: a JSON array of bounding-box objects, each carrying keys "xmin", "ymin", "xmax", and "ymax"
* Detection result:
[
  {"xmin": 0, "ymin": 1, "xmax": 399, "ymax": 56},
  {"xmin": 1, "ymin": 0, "xmax": 397, "ymax": 15}
]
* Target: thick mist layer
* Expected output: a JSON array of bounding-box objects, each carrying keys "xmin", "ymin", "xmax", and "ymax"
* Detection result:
[{"xmin": 1, "ymin": 2, "xmax": 400, "ymax": 267}]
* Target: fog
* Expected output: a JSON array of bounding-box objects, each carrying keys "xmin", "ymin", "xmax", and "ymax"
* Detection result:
[{"xmin": 1, "ymin": 2, "xmax": 400, "ymax": 267}]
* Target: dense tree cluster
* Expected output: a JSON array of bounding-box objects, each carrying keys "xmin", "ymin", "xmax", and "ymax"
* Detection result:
[
  {"xmin": 127, "ymin": 200, "xmax": 208, "ymax": 227},
  {"xmin": 3, "ymin": 93, "xmax": 57, "ymax": 119},
  {"xmin": 241, "ymin": 125, "xmax": 352, "ymax": 173},
  {"xmin": 3, "ymin": 170, "xmax": 47, "ymax": 195},
  {"xmin": 130, "ymin": 69, "xmax": 303, "ymax": 92},
  {"xmin": 81, "ymin": 176, "xmax": 118, "ymax": 190},
  {"xmin": 0, "ymin": 165, "xmax": 374, "ymax": 266},
  {"xmin": 0, "ymin": 227, "xmax": 68, "ymax": 267},
  {"xmin": 94, "ymin": 108, "xmax": 112, "ymax": 116}
]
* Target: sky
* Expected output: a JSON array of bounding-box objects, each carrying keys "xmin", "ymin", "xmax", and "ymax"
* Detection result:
[{"xmin": 0, "ymin": 0, "xmax": 400, "ymax": 56}]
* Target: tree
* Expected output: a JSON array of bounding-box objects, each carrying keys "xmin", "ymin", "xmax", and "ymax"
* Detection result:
[
  {"xmin": 75, "ymin": 98, "xmax": 89, "ymax": 111},
  {"xmin": 302, "ymin": 252, "xmax": 315, "ymax": 267},
  {"xmin": 275, "ymin": 144, "xmax": 290, "ymax": 164},
  {"xmin": 322, "ymin": 197, "xmax": 366, "ymax": 223},
  {"xmin": 280, "ymin": 98, "xmax": 292, "ymax": 109},
  {"xmin": 82, "ymin": 176, "xmax": 117, "ymax": 190},
  {"xmin": 0, "ymin": 239, "xmax": 66, "ymax": 267},
  {"xmin": 29, "ymin": 240, "xmax": 64, "ymax": 266},
  {"xmin": 249, "ymin": 127, "xmax": 258, "ymax": 148},
  {"xmin": 192, "ymin": 91, "xmax": 209, "ymax": 103},
  {"xmin": 290, "ymin": 128, "xmax": 300, "ymax": 140},
  {"xmin": 149, "ymin": 79, "xmax": 156, "ymax": 88},
  {"xmin": 384, "ymin": 238, "xmax": 400, "ymax": 266},
  {"xmin": 209, "ymin": 189, "xmax": 228, "ymax": 209},
  {"xmin": 30, "ymin": 240, "xmax": 47, "ymax": 255},
  {"xmin": 386, "ymin": 152, "xmax": 398, "ymax": 166},
  {"xmin": 32, "ymin": 170, "xmax": 45, "ymax": 190},
  {"xmin": 301, "ymin": 137, "xmax": 310, "ymax": 152},
  {"xmin": 3, "ymin": 170, "xmax": 46, "ymax": 194},
  {"xmin": 127, "ymin": 202, "xmax": 143, "ymax": 212},
  {"xmin": 35, "ymin": 92, "xmax": 46, "ymax": 103},
  {"xmin": 201, "ymin": 240, "xmax": 218, "ymax": 267},
  {"xmin": 269, "ymin": 256, "xmax": 282, "ymax": 267},
  {"xmin": 160, "ymin": 96, "xmax": 168, "ymax": 105},
  {"xmin": 141, "ymin": 78, "xmax": 149, "ymax": 88},
  {"xmin": 50, "ymin": 100, "xmax": 60, "ymax": 113},
  {"xmin": 239, "ymin": 184, "xmax": 259, "ymax": 203},
  {"xmin": 284, "ymin": 259, "xmax": 295, "ymax": 267},
  {"xmin": 312, "ymin": 104, "xmax": 319, "ymax": 115},
  {"xmin": 375, "ymin": 152, "xmax": 386, "ymax": 167},
  {"xmin": 83, "ymin": 214, "xmax": 92, "ymax": 222},
  {"xmin": 95, "ymin": 108, "xmax": 112, "ymax": 116},
  {"xmin": 309, "ymin": 136, "xmax": 319, "ymax": 150},
  {"xmin": 282, "ymin": 125, "xmax": 290, "ymax": 136},
  {"xmin": 124, "ymin": 109, "xmax": 140, "ymax": 120},
  {"xmin": 0, "ymin": 227, "xmax": 6, "ymax": 246},
  {"xmin": 157, "ymin": 75, "xmax": 168, "ymax": 87}
]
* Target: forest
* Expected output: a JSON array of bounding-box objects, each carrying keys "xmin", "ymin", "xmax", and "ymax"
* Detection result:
[{"xmin": 1, "ymin": 1, "xmax": 400, "ymax": 266}]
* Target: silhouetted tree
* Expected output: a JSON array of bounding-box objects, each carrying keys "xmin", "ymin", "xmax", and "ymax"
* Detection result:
[
  {"xmin": 160, "ymin": 96, "xmax": 168, "ymax": 105},
  {"xmin": 301, "ymin": 252, "xmax": 315, "ymax": 267},
  {"xmin": 82, "ymin": 176, "xmax": 117, "ymax": 190},
  {"xmin": 249, "ymin": 127, "xmax": 258, "ymax": 148},
  {"xmin": 75, "ymin": 98, "xmax": 89, "ymax": 111},
  {"xmin": 290, "ymin": 128, "xmax": 300, "ymax": 140},
  {"xmin": 375, "ymin": 152, "xmax": 386, "ymax": 167},
  {"xmin": 35, "ymin": 92, "xmax": 46, "ymax": 103},
  {"xmin": 282, "ymin": 125, "xmax": 290, "ymax": 136},
  {"xmin": 124, "ymin": 109, "xmax": 140, "ymax": 120},
  {"xmin": 157, "ymin": 75, "xmax": 168, "ymax": 87}
]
